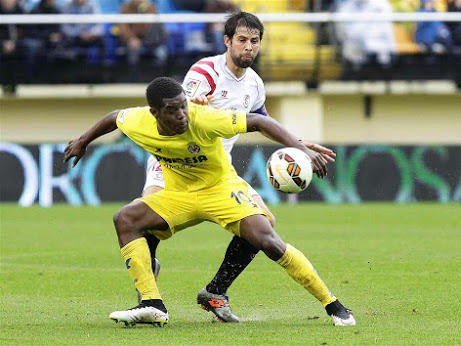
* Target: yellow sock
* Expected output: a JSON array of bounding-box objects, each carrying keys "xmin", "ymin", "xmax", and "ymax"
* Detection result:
[
  {"xmin": 277, "ymin": 244, "xmax": 336, "ymax": 306},
  {"xmin": 120, "ymin": 237, "xmax": 161, "ymax": 301}
]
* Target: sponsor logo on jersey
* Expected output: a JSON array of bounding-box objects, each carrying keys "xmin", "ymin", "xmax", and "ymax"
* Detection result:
[
  {"xmin": 184, "ymin": 79, "xmax": 201, "ymax": 97},
  {"xmin": 154, "ymin": 154, "xmax": 208, "ymax": 166},
  {"xmin": 243, "ymin": 95, "xmax": 250, "ymax": 108},
  {"xmin": 221, "ymin": 90, "xmax": 228, "ymax": 98},
  {"xmin": 187, "ymin": 142, "xmax": 201, "ymax": 154},
  {"xmin": 232, "ymin": 112, "xmax": 237, "ymax": 125}
]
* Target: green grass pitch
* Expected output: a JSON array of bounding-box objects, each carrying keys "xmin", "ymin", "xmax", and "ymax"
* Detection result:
[{"xmin": 1, "ymin": 203, "xmax": 460, "ymax": 345}]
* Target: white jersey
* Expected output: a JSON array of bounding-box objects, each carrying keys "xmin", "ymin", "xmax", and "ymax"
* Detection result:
[
  {"xmin": 182, "ymin": 53, "xmax": 267, "ymax": 161},
  {"xmin": 144, "ymin": 53, "xmax": 267, "ymax": 191}
]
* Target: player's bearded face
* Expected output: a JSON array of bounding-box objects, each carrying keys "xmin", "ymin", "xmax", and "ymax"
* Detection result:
[
  {"xmin": 228, "ymin": 27, "xmax": 261, "ymax": 68},
  {"xmin": 156, "ymin": 93, "xmax": 189, "ymax": 135}
]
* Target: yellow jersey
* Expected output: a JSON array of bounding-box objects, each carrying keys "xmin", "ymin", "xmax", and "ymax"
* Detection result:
[{"xmin": 116, "ymin": 102, "xmax": 247, "ymax": 192}]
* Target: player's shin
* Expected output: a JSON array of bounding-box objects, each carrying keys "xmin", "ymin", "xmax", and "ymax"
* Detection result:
[
  {"xmin": 277, "ymin": 244, "xmax": 336, "ymax": 306},
  {"xmin": 206, "ymin": 235, "xmax": 258, "ymax": 295},
  {"xmin": 144, "ymin": 233, "xmax": 160, "ymax": 274},
  {"xmin": 120, "ymin": 237, "xmax": 161, "ymax": 300}
]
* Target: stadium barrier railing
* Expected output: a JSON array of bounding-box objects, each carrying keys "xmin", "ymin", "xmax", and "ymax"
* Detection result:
[
  {"xmin": 1, "ymin": 12, "xmax": 460, "ymax": 86},
  {"xmin": 2, "ymin": 12, "xmax": 461, "ymax": 24}
]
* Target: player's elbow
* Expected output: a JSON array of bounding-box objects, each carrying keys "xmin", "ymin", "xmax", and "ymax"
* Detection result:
[{"xmin": 246, "ymin": 113, "xmax": 265, "ymax": 133}]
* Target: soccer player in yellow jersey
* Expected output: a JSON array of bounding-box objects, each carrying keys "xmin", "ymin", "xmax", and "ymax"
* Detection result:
[{"xmin": 64, "ymin": 77, "xmax": 356, "ymax": 327}]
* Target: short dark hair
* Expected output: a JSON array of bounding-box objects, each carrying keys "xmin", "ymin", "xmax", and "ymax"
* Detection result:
[
  {"xmin": 146, "ymin": 77, "xmax": 184, "ymax": 109},
  {"xmin": 224, "ymin": 11, "xmax": 264, "ymax": 40}
]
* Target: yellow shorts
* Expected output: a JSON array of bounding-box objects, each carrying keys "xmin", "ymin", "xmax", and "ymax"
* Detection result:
[{"xmin": 139, "ymin": 177, "xmax": 268, "ymax": 240}]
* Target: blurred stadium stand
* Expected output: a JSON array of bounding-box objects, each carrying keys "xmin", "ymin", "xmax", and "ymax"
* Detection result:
[
  {"xmin": 0, "ymin": 0, "xmax": 460, "ymax": 93},
  {"xmin": 1, "ymin": 0, "xmax": 461, "ymax": 206}
]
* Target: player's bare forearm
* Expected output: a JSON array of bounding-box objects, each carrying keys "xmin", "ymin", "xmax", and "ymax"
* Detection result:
[
  {"xmin": 64, "ymin": 110, "xmax": 119, "ymax": 167},
  {"xmin": 246, "ymin": 113, "xmax": 329, "ymax": 178},
  {"xmin": 246, "ymin": 113, "xmax": 305, "ymax": 150},
  {"xmin": 78, "ymin": 111, "xmax": 119, "ymax": 145}
]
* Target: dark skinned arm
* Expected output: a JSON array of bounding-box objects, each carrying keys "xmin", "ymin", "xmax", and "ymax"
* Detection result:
[
  {"xmin": 63, "ymin": 110, "xmax": 119, "ymax": 167},
  {"xmin": 246, "ymin": 112, "xmax": 329, "ymax": 178}
]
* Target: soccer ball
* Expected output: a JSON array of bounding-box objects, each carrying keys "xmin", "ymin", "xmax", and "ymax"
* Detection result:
[{"xmin": 266, "ymin": 147, "xmax": 313, "ymax": 193}]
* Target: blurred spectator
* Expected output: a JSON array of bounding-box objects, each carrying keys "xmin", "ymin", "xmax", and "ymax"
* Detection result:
[
  {"xmin": 306, "ymin": 0, "xmax": 336, "ymax": 12},
  {"xmin": 390, "ymin": 0, "xmax": 447, "ymax": 12},
  {"xmin": 172, "ymin": 0, "xmax": 206, "ymax": 12},
  {"xmin": 26, "ymin": 0, "xmax": 64, "ymax": 66},
  {"xmin": 0, "ymin": 0, "xmax": 25, "ymax": 94},
  {"xmin": 335, "ymin": 0, "xmax": 396, "ymax": 67},
  {"xmin": 204, "ymin": 0, "xmax": 239, "ymax": 53},
  {"xmin": 61, "ymin": 0, "xmax": 105, "ymax": 63},
  {"xmin": 447, "ymin": 0, "xmax": 461, "ymax": 47},
  {"xmin": 118, "ymin": 0, "xmax": 168, "ymax": 81},
  {"xmin": 306, "ymin": 0, "xmax": 336, "ymax": 46},
  {"xmin": 389, "ymin": 0, "xmax": 419, "ymax": 12},
  {"xmin": 174, "ymin": 0, "xmax": 240, "ymax": 53},
  {"xmin": 415, "ymin": 0, "xmax": 452, "ymax": 54}
]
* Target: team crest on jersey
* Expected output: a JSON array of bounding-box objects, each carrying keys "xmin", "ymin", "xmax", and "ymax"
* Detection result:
[
  {"xmin": 184, "ymin": 79, "xmax": 201, "ymax": 97},
  {"xmin": 243, "ymin": 95, "xmax": 250, "ymax": 108},
  {"xmin": 187, "ymin": 142, "xmax": 201, "ymax": 154}
]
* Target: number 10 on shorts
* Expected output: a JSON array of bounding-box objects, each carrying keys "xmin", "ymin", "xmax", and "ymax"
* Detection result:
[{"xmin": 231, "ymin": 191, "xmax": 258, "ymax": 208}]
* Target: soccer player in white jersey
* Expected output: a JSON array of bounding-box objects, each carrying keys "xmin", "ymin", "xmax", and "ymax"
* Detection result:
[{"xmin": 141, "ymin": 12, "xmax": 336, "ymax": 322}]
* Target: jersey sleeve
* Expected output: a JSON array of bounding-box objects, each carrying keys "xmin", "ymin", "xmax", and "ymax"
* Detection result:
[
  {"xmin": 116, "ymin": 107, "xmax": 144, "ymax": 138},
  {"xmin": 182, "ymin": 60, "xmax": 219, "ymax": 98},
  {"xmin": 190, "ymin": 103, "xmax": 247, "ymax": 140}
]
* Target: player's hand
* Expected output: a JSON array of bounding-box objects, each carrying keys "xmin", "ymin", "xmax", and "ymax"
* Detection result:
[
  {"xmin": 63, "ymin": 138, "xmax": 87, "ymax": 168},
  {"xmin": 190, "ymin": 95, "xmax": 213, "ymax": 105},
  {"xmin": 304, "ymin": 148, "xmax": 329, "ymax": 179},
  {"xmin": 304, "ymin": 143, "xmax": 336, "ymax": 163}
]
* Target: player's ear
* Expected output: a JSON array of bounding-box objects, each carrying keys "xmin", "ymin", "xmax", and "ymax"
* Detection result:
[
  {"xmin": 224, "ymin": 35, "xmax": 231, "ymax": 48},
  {"xmin": 150, "ymin": 107, "xmax": 159, "ymax": 118}
]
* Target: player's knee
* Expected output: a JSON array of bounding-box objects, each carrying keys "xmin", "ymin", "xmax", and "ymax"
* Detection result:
[
  {"xmin": 113, "ymin": 207, "xmax": 135, "ymax": 236},
  {"xmin": 259, "ymin": 231, "xmax": 285, "ymax": 261}
]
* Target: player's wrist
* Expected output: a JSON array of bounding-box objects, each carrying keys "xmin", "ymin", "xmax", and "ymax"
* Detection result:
[
  {"xmin": 78, "ymin": 135, "xmax": 91, "ymax": 147},
  {"xmin": 303, "ymin": 142, "xmax": 314, "ymax": 149},
  {"xmin": 293, "ymin": 139, "xmax": 308, "ymax": 152}
]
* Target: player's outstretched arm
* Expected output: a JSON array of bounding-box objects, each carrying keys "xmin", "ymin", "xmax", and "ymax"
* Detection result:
[
  {"xmin": 246, "ymin": 113, "xmax": 329, "ymax": 178},
  {"xmin": 64, "ymin": 110, "xmax": 119, "ymax": 167}
]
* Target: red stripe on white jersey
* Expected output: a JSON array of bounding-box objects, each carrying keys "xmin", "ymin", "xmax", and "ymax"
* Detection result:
[
  {"xmin": 197, "ymin": 60, "xmax": 219, "ymax": 76},
  {"xmin": 191, "ymin": 66, "xmax": 216, "ymax": 95}
]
